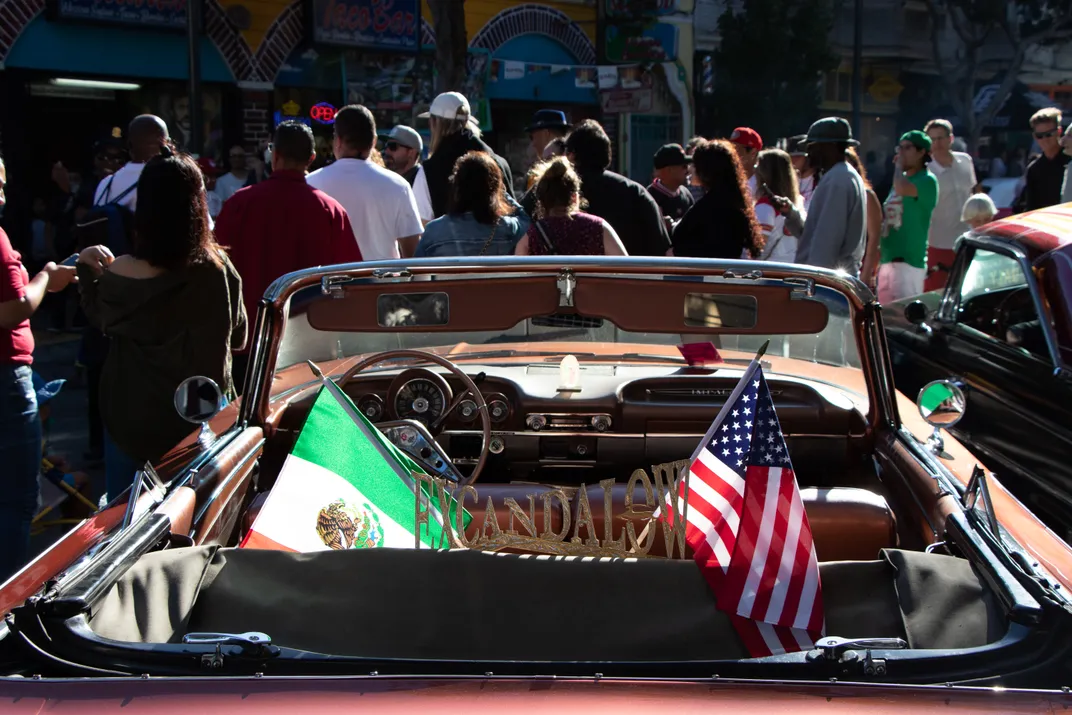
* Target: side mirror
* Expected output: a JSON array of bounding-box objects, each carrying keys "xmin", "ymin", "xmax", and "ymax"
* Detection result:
[
  {"xmin": 904, "ymin": 300, "xmax": 928, "ymax": 326},
  {"xmin": 174, "ymin": 376, "xmax": 224, "ymax": 445},
  {"xmin": 916, "ymin": 379, "xmax": 966, "ymax": 455}
]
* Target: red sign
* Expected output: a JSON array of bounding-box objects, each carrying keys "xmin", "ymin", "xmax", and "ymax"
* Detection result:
[{"xmin": 310, "ymin": 102, "xmax": 338, "ymax": 124}]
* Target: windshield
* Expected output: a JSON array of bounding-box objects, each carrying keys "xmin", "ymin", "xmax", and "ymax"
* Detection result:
[{"xmin": 274, "ymin": 279, "xmax": 865, "ymax": 401}]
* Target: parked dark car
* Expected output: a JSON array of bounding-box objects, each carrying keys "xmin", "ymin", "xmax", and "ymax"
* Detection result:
[{"xmin": 886, "ymin": 204, "xmax": 1072, "ymax": 538}]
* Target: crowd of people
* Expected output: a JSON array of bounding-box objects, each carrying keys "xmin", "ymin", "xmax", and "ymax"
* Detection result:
[{"xmin": 3, "ymin": 90, "xmax": 1072, "ymax": 581}]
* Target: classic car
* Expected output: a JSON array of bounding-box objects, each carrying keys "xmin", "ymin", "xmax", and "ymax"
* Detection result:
[
  {"xmin": 886, "ymin": 203, "xmax": 1072, "ymax": 538},
  {"xmin": 2, "ymin": 256, "xmax": 1072, "ymax": 711}
]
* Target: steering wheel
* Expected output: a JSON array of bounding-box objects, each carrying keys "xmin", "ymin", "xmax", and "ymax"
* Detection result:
[
  {"xmin": 992, "ymin": 287, "xmax": 1033, "ymax": 339},
  {"xmin": 337, "ymin": 349, "xmax": 491, "ymax": 485}
]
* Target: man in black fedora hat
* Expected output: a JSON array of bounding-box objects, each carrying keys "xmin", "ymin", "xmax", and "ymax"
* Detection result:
[
  {"xmin": 527, "ymin": 109, "xmax": 571, "ymax": 164},
  {"xmin": 782, "ymin": 117, "xmax": 867, "ymax": 276}
]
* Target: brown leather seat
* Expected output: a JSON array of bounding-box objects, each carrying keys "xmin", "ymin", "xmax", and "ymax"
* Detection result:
[
  {"xmin": 462, "ymin": 484, "xmax": 897, "ymax": 562},
  {"xmin": 242, "ymin": 484, "xmax": 897, "ymax": 563}
]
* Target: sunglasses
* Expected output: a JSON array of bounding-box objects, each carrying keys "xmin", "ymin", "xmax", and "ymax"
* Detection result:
[{"xmin": 1034, "ymin": 129, "xmax": 1058, "ymax": 139}]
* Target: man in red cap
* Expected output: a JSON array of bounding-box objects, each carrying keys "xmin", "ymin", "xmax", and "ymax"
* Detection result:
[{"xmin": 729, "ymin": 126, "xmax": 763, "ymax": 196}]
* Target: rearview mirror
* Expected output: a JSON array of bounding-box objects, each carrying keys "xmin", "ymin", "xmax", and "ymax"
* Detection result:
[{"xmin": 917, "ymin": 379, "xmax": 966, "ymax": 455}]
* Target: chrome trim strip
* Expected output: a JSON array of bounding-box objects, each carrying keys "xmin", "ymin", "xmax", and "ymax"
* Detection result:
[
  {"xmin": 191, "ymin": 438, "xmax": 265, "ymax": 529},
  {"xmin": 441, "ymin": 430, "xmax": 851, "ymax": 439}
]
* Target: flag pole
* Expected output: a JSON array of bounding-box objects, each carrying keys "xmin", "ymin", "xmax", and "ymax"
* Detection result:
[{"xmin": 631, "ymin": 338, "xmax": 771, "ymax": 555}]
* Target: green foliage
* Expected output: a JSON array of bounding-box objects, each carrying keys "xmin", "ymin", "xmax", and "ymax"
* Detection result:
[{"xmin": 709, "ymin": 0, "xmax": 839, "ymax": 141}]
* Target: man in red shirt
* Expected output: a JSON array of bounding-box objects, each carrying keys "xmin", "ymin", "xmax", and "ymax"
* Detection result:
[
  {"xmin": 214, "ymin": 121, "xmax": 361, "ymax": 390},
  {"xmin": 1, "ymin": 156, "xmax": 77, "ymax": 581}
]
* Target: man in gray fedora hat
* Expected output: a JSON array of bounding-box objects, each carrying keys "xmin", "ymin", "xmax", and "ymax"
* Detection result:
[{"xmin": 787, "ymin": 117, "xmax": 867, "ymax": 276}]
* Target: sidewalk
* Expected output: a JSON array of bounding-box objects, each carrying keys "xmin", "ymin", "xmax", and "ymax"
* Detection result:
[{"xmin": 29, "ymin": 326, "xmax": 106, "ymax": 559}]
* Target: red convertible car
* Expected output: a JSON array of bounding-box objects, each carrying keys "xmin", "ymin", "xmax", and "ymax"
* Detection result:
[{"xmin": 1, "ymin": 257, "xmax": 1071, "ymax": 712}]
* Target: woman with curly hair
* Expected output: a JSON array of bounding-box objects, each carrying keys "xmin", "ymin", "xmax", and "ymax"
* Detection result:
[
  {"xmin": 670, "ymin": 139, "xmax": 762, "ymax": 259},
  {"xmin": 514, "ymin": 157, "xmax": 627, "ymax": 256}
]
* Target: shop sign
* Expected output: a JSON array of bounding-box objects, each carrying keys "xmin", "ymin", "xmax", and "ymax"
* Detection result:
[
  {"xmin": 310, "ymin": 102, "xmax": 338, "ymax": 124},
  {"xmin": 310, "ymin": 0, "xmax": 419, "ymax": 51},
  {"xmin": 604, "ymin": 22, "xmax": 678, "ymax": 63},
  {"xmin": 600, "ymin": 88, "xmax": 653, "ymax": 113},
  {"xmin": 47, "ymin": 0, "xmax": 186, "ymax": 30},
  {"xmin": 275, "ymin": 100, "xmax": 312, "ymax": 128}
]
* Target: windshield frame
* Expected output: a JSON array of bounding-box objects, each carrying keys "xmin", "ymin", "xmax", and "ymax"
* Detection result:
[{"xmin": 240, "ymin": 257, "xmax": 886, "ymax": 433}]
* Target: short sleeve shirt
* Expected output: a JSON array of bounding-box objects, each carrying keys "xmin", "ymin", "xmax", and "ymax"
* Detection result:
[
  {"xmin": 881, "ymin": 169, "xmax": 938, "ymax": 269},
  {"xmin": 307, "ymin": 158, "xmax": 424, "ymax": 260},
  {"xmin": 1, "ymin": 228, "xmax": 34, "ymax": 364}
]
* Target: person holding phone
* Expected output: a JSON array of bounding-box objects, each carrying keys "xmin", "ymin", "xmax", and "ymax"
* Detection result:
[{"xmin": 0, "ymin": 155, "xmax": 78, "ymax": 581}]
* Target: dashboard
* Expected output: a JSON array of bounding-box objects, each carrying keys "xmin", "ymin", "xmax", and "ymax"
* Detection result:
[{"xmin": 327, "ymin": 363, "xmax": 869, "ymax": 484}]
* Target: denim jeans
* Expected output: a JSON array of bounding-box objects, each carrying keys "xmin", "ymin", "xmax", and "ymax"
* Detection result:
[
  {"xmin": 0, "ymin": 364, "xmax": 42, "ymax": 583},
  {"xmin": 104, "ymin": 429, "xmax": 144, "ymax": 505}
]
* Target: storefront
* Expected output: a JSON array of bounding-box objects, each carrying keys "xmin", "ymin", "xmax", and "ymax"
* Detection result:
[
  {"xmin": 0, "ymin": 0, "xmax": 242, "ymax": 241},
  {"xmin": 423, "ymin": 1, "xmax": 602, "ymax": 179}
]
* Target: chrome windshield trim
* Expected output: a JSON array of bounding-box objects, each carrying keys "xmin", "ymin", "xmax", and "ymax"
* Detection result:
[{"xmin": 263, "ymin": 257, "xmax": 875, "ymax": 310}]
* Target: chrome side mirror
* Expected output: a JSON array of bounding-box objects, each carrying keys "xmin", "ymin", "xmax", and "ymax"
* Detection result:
[
  {"xmin": 904, "ymin": 300, "xmax": 931, "ymax": 334},
  {"xmin": 916, "ymin": 379, "xmax": 966, "ymax": 455},
  {"xmin": 175, "ymin": 376, "xmax": 224, "ymax": 445}
]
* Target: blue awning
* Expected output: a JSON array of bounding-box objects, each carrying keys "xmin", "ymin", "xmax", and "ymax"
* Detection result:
[{"xmin": 7, "ymin": 15, "xmax": 234, "ymax": 82}]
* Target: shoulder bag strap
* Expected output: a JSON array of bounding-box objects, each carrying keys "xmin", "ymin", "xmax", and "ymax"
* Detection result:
[
  {"xmin": 534, "ymin": 219, "xmax": 556, "ymax": 255},
  {"xmin": 478, "ymin": 218, "xmax": 500, "ymax": 257}
]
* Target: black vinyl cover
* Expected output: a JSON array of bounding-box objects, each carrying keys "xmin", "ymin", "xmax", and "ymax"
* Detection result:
[{"xmin": 88, "ymin": 546, "xmax": 1005, "ymax": 661}]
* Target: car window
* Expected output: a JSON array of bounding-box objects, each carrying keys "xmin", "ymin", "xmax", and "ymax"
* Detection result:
[{"xmin": 956, "ymin": 249, "xmax": 1048, "ymax": 360}]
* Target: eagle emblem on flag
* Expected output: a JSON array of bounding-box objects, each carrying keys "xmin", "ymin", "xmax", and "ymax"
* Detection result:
[{"xmin": 316, "ymin": 500, "xmax": 385, "ymax": 550}]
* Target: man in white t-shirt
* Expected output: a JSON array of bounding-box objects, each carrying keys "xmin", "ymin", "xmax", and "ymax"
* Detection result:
[
  {"xmin": 307, "ymin": 105, "xmax": 423, "ymax": 259},
  {"xmin": 93, "ymin": 114, "xmax": 170, "ymax": 212},
  {"xmin": 215, "ymin": 145, "xmax": 251, "ymax": 203},
  {"xmin": 924, "ymin": 118, "xmax": 976, "ymax": 292}
]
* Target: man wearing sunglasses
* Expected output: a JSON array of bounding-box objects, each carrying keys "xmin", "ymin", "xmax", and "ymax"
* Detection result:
[
  {"xmin": 382, "ymin": 126, "xmax": 433, "ymax": 224},
  {"xmin": 1022, "ymin": 108, "xmax": 1069, "ymax": 212}
]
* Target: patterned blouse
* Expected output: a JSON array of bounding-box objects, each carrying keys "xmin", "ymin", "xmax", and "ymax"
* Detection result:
[{"xmin": 525, "ymin": 212, "xmax": 605, "ymax": 255}]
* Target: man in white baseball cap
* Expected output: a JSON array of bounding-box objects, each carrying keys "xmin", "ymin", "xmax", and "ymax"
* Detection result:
[{"xmin": 415, "ymin": 91, "xmax": 515, "ymax": 221}]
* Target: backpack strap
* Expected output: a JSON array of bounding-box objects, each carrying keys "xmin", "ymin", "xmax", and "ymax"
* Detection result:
[
  {"xmin": 94, "ymin": 175, "xmax": 117, "ymax": 207},
  {"xmin": 108, "ymin": 182, "xmax": 137, "ymax": 206}
]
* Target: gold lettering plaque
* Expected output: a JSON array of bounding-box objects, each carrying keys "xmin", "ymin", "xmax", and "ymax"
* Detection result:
[{"xmin": 412, "ymin": 461, "xmax": 692, "ymax": 558}]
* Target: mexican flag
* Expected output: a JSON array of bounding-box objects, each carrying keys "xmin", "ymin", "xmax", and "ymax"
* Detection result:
[{"xmin": 242, "ymin": 377, "xmax": 467, "ymax": 552}]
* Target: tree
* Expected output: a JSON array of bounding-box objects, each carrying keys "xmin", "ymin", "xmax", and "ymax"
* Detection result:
[
  {"xmin": 427, "ymin": 0, "xmax": 468, "ymax": 93},
  {"xmin": 924, "ymin": 0, "xmax": 1072, "ymax": 152},
  {"xmin": 708, "ymin": 0, "xmax": 838, "ymax": 142}
]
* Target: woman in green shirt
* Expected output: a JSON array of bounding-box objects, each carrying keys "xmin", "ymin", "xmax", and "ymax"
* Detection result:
[{"xmin": 878, "ymin": 130, "xmax": 938, "ymax": 304}]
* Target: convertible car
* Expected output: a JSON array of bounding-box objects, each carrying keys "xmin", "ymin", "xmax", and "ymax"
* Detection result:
[
  {"xmin": 886, "ymin": 204, "xmax": 1072, "ymax": 538},
  {"xmin": 2, "ymin": 256, "xmax": 1072, "ymax": 711}
]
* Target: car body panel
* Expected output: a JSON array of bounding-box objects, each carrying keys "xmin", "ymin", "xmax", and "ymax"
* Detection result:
[{"xmin": 0, "ymin": 677, "xmax": 1070, "ymax": 713}]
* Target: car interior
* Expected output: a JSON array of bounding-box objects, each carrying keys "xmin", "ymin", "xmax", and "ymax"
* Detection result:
[{"xmin": 7, "ymin": 270, "xmax": 1057, "ymax": 679}]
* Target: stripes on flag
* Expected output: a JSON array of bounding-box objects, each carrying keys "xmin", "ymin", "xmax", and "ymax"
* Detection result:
[{"xmin": 666, "ymin": 360, "xmax": 825, "ymax": 657}]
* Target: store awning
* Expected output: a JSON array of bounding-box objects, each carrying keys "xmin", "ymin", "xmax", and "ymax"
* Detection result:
[{"xmin": 7, "ymin": 15, "xmax": 234, "ymax": 83}]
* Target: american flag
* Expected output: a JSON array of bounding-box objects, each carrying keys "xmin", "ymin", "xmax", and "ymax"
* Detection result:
[{"xmin": 670, "ymin": 361, "xmax": 824, "ymax": 657}]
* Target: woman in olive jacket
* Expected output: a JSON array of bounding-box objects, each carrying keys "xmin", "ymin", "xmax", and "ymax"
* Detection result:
[{"xmin": 77, "ymin": 148, "xmax": 246, "ymax": 502}]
